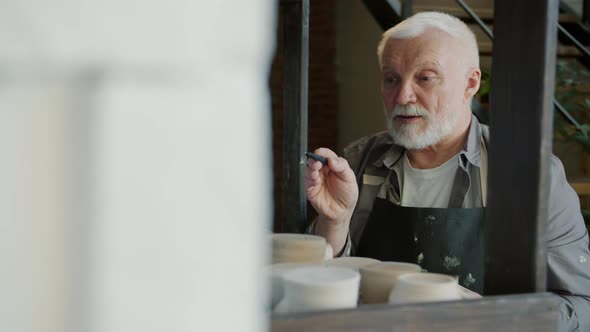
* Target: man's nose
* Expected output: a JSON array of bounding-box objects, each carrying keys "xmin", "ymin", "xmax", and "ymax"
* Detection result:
[{"xmin": 395, "ymin": 81, "xmax": 417, "ymax": 105}]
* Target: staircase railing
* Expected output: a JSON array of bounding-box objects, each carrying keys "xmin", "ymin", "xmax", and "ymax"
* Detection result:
[
  {"xmin": 455, "ymin": 0, "xmax": 584, "ymax": 131},
  {"xmin": 456, "ymin": 0, "xmax": 493, "ymax": 39},
  {"xmin": 557, "ymin": 23, "xmax": 590, "ymax": 59}
]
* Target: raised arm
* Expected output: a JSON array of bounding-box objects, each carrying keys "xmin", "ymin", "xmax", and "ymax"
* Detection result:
[{"xmin": 304, "ymin": 147, "xmax": 359, "ymax": 255}]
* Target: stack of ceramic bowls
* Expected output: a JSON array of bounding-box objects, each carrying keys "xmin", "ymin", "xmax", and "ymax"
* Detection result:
[
  {"xmin": 271, "ymin": 233, "xmax": 327, "ymax": 264},
  {"xmin": 359, "ymin": 262, "xmax": 422, "ymax": 304},
  {"xmin": 326, "ymin": 256, "xmax": 381, "ymax": 271},
  {"xmin": 388, "ymin": 272, "xmax": 462, "ymax": 304},
  {"xmin": 273, "ymin": 266, "xmax": 360, "ymax": 314}
]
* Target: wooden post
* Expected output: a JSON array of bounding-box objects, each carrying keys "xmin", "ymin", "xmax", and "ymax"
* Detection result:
[
  {"xmin": 402, "ymin": 0, "xmax": 413, "ymax": 19},
  {"xmin": 281, "ymin": 0, "xmax": 309, "ymax": 233},
  {"xmin": 584, "ymin": 0, "xmax": 590, "ymax": 26},
  {"xmin": 485, "ymin": 0, "xmax": 559, "ymax": 294}
]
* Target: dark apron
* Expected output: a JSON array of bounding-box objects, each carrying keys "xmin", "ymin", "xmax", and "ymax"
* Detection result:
[{"xmin": 357, "ymin": 197, "xmax": 485, "ymax": 293}]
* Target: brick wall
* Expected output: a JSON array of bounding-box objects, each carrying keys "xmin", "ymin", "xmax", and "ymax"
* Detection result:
[{"xmin": 270, "ymin": 0, "xmax": 338, "ymax": 231}]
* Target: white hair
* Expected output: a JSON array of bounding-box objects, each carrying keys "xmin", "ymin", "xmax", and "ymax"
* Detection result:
[{"xmin": 377, "ymin": 12, "xmax": 479, "ymax": 69}]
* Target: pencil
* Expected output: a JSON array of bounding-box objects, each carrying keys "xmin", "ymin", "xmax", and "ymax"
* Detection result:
[{"xmin": 305, "ymin": 152, "xmax": 328, "ymax": 165}]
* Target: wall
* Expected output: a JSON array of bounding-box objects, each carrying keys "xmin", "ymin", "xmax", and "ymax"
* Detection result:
[{"xmin": 335, "ymin": 0, "xmax": 385, "ymax": 151}]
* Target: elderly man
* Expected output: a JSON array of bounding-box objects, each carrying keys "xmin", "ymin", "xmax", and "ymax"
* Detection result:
[{"xmin": 304, "ymin": 12, "xmax": 590, "ymax": 331}]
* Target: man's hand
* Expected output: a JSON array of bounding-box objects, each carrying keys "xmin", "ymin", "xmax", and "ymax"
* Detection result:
[{"xmin": 304, "ymin": 148, "xmax": 359, "ymax": 255}]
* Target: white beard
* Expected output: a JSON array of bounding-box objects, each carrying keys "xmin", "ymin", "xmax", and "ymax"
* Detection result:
[{"xmin": 386, "ymin": 104, "xmax": 459, "ymax": 150}]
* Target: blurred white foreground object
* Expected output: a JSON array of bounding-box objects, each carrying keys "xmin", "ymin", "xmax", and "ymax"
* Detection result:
[{"xmin": 0, "ymin": 1, "xmax": 275, "ymax": 332}]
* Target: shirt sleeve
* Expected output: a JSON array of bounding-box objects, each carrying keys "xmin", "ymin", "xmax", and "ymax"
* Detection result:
[
  {"xmin": 302, "ymin": 134, "xmax": 378, "ymax": 259},
  {"xmin": 305, "ymin": 219, "xmax": 352, "ymax": 257},
  {"xmin": 546, "ymin": 155, "xmax": 590, "ymax": 332}
]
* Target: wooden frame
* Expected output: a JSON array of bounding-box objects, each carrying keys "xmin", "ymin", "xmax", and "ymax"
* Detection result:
[
  {"xmin": 485, "ymin": 0, "xmax": 559, "ymax": 294},
  {"xmin": 281, "ymin": 0, "xmax": 309, "ymax": 232}
]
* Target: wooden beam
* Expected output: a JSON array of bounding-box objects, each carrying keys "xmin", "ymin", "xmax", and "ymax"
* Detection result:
[
  {"xmin": 485, "ymin": 0, "xmax": 559, "ymax": 294},
  {"xmin": 281, "ymin": 0, "xmax": 309, "ymax": 233},
  {"xmin": 570, "ymin": 177, "xmax": 590, "ymax": 195},
  {"xmin": 361, "ymin": 0, "xmax": 403, "ymax": 31},
  {"xmin": 413, "ymin": 6, "xmax": 578, "ymax": 24},
  {"xmin": 272, "ymin": 293, "xmax": 560, "ymax": 332}
]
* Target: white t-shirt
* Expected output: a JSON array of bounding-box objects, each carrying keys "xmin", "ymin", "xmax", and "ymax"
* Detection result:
[{"xmin": 400, "ymin": 152, "xmax": 460, "ymax": 208}]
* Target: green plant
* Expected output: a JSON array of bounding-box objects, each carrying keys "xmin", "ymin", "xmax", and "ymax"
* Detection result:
[
  {"xmin": 554, "ymin": 60, "xmax": 590, "ymax": 229},
  {"xmin": 571, "ymin": 124, "xmax": 590, "ymax": 152},
  {"xmin": 554, "ymin": 60, "xmax": 590, "ymax": 139},
  {"xmin": 475, "ymin": 61, "xmax": 590, "ymax": 228},
  {"xmin": 477, "ymin": 67, "xmax": 491, "ymax": 102}
]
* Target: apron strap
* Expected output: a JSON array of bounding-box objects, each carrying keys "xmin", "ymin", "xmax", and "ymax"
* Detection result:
[{"xmin": 480, "ymin": 138, "xmax": 488, "ymax": 207}]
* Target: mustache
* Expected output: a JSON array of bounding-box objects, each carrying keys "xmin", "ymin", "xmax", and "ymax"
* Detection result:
[{"xmin": 391, "ymin": 104, "xmax": 430, "ymax": 118}]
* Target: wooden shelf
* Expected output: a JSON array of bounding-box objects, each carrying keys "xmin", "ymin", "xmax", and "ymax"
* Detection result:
[
  {"xmin": 272, "ymin": 293, "xmax": 559, "ymax": 332},
  {"xmin": 570, "ymin": 177, "xmax": 590, "ymax": 195}
]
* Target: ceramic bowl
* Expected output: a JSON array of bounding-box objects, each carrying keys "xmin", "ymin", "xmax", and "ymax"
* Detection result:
[
  {"xmin": 325, "ymin": 256, "xmax": 381, "ymax": 271},
  {"xmin": 388, "ymin": 272, "xmax": 462, "ymax": 304},
  {"xmin": 271, "ymin": 233, "xmax": 327, "ymax": 264},
  {"xmin": 273, "ymin": 266, "xmax": 360, "ymax": 314},
  {"xmin": 359, "ymin": 261, "xmax": 422, "ymax": 304}
]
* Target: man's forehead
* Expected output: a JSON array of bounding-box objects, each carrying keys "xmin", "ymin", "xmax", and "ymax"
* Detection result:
[
  {"xmin": 380, "ymin": 34, "xmax": 460, "ymax": 69},
  {"xmin": 381, "ymin": 44, "xmax": 446, "ymax": 70},
  {"xmin": 388, "ymin": 27, "xmax": 455, "ymax": 42},
  {"xmin": 384, "ymin": 31, "xmax": 455, "ymax": 51},
  {"xmin": 381, "ymin": 59, "xmax": 442, "ymax": 71}
]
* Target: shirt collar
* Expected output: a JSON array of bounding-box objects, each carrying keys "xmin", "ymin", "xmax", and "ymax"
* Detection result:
[
  {"xmin": 461, "ymin": 114, "xmax": 483, "ymax": 167},
  {"xmin": 371, "ymin": 114, "xmax": 483, "ymax": 169},
  {"xmin": 371, "ymin": 135, "xmax": 404, "ymax": 169}
]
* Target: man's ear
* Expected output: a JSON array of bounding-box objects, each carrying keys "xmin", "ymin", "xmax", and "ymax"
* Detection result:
[{"xmin": 465, "ymin": 67, "xmax": 481, "ymax": 101}]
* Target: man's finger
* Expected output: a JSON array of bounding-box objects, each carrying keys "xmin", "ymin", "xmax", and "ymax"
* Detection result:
[
  {"xmin": 304, "ymin": 176, "xmax": 320, "ymax": 188},
  {"xmin": 304, "ymin": 169, "xmax": 320, "ymax": 182},
  {"xmin": 327, "ymin": 157, "xmax": 356, "ymax": 182},
  {"xmin": 306, "ymin": 157, "xmax": 323, "ymax": 170},
  {"xmin": 314, "ymin": 147, "xmax": 339, "ymax": 160}
]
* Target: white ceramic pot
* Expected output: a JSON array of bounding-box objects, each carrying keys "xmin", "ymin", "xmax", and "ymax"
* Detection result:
[
  {"xmin": 359, "ymin": 261, "xmax": 422, "ymax": 304},
  {"xmin": 388, "ymin": 272, "xmax": 462, "ymax": 305},
  {"xmin": 273, "ymin": 266, "xmax": 360, "ymax": 314},
  {"xmin": 323, "ymin": 242, "xmax": 334, "ymax": 261},
  {"xmin": 267, "ymin": 262, "xmax": 322, "ymax": 310}
]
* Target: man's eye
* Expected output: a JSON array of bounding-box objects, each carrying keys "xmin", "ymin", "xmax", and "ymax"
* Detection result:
[
  {"xmin": 419, "ymin": 76, "xmax": 434, "ymax": 81},
  {"xmin": 384, "ymin": 77, "xmax": 397, "ymax": 84}
]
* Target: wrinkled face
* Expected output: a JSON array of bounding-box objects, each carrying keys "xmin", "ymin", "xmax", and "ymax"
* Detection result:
[{"xmin": 381, "ymin": 29, "xmax": 474, "ymax": 149}]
